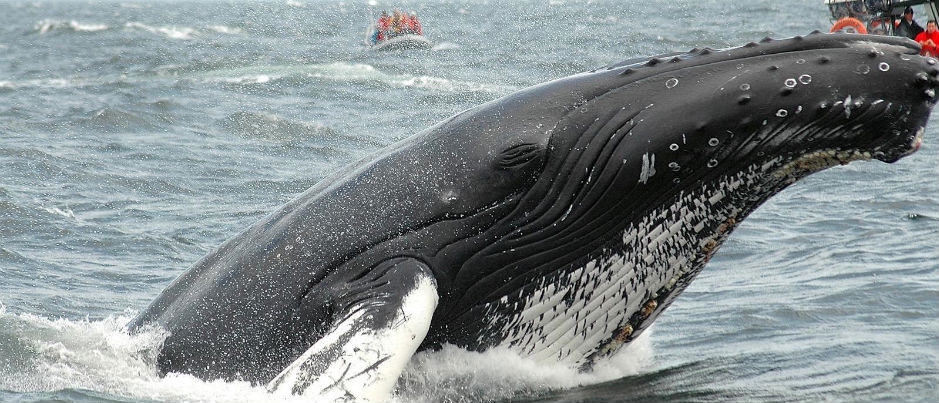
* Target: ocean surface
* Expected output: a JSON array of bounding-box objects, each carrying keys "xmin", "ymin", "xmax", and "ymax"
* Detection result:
[{"xmin": 1, "ymin": 0, "xmax": 937, "ymax": 402}]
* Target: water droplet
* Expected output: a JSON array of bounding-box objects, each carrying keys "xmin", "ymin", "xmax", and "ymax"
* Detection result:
[
  {"xmin": 799, "ymin": 74, "xmax": 812, "ymax": 84},
  {"xmin": 739, "ymin": 83, "xmax": 751, "ymax": 91},
  {"xmin": 672, "ymin": 178, "xmax": 681, "ymax": 184},
  {"xmin": 669, "ymin": 143, "xmax": 679, "ymax": 151},
  {"xmin": 665, "ymin": 78, "xmax": 679, "ymax": 88},
  {"xmin": 668, "ymin": 162, "xmax": 680, "ymax": 171},
  {"xmin": 878, "ymin": 62, "xmax": 890, "ymax": 72},
  {"xmin": 776, "ymin": 109, "xmax": 789, "ymax": 117},
  {"xmin": 784, "ymin": 78, "xmax": 797, "ymax": 88},
  {"xmin": 855, "ymin": 64, "xmax": 871, "ymax": 75},
  {"xmin": 707, "ymin": 159, "xmax": 719, "ymax": 168},
  {"xmin": 708, "ymin": 138, "xmax": 720, "ymax": 146},
  {"xmin": 796, "ymin": 59, "xmax": 806, "ymax": 64}
]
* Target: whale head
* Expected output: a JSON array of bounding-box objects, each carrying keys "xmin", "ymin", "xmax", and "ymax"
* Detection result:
[
  {"xmin": 431, "ymin": 33, "xmax": 937, "ymax": 364},
  {"xmin": 534, "ymin": 32, "xmax": 936, "ymax": 191}
]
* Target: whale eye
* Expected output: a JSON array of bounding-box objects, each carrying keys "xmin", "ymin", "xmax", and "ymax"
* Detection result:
[{"xmin": 497, "ymin": 143, "xmax": 544, "ymax": 169}]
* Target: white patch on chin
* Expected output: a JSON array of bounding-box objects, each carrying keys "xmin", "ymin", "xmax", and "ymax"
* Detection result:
[{"xmin": 638, "ymin": 152, "xmax": 656, "ymax": 184}]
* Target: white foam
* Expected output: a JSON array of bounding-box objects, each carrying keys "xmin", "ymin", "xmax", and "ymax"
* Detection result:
[
  {"xmin": 42, "ymin": 205, "xmax": 76, "ymax": 219},
  {"xmin": 208, "ymin": 25, "xmax": 243, "ymax": 35},
  {"xmin": 431, "ymin": 42, "xmax": 461, "ymax": 51},
  {"xmin": 395, "ymin": 329, "xmax": 654, "ymax": 403},
  {"xmin": 397, "ymin": 75, "xmax": 513, "ymax": 94},
  {"xmin": 34, "ymin": 19, "xmax": 108, "ymax": 34},
  {"xmin": 226, "ymin": 74, "xmax": 273, "ymax": 84}
]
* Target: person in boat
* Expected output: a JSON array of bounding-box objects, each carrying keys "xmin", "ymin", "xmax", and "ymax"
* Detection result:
[
  {"xmin": 399, "ymin": 11, "xmax": 414, "ymax": 35},
  {"xmin": 372, "ymin": 9, "xmax": 423, "ymax": 44},
  {"xmin": 896, "ymin": 6, "xmax": 924, "ymax": 39},
  {"xmin": 869, "ymin": 18, "xmax": 889, "ymax": 35},
  {"xmin": 372, "ymin": 11, "xmax": 390, "ymax": 45},
  {"xmin": 391, "ymin": 10, "xmax": 404, "ymax": 36},
  {"xmin": 915, "ymin": 20, "xmax": 939, "ymax": 57},
  {"xmin": 408, "ymin": 12, "xmax": 423, "ymax": 35}
]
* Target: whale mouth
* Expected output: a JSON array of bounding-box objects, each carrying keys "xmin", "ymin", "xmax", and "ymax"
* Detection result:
[{"xmin": 877, "ymin": 125, "xmax": 926, "ymax": 162}]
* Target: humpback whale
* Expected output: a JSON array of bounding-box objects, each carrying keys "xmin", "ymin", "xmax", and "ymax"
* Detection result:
[{"xmin": 129, "ymin": 33, "xmax": 938, "ymax": 401}]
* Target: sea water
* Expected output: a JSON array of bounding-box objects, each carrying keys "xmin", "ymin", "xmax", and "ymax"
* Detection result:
[{"xmin": 1, "ymin": 0, "xmax": 937, "ymax": 402}]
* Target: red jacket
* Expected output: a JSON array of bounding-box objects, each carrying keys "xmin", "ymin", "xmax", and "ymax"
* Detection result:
[{"xmin": 915, "ymin": 30, "xmax": 939, "ymax": 57}]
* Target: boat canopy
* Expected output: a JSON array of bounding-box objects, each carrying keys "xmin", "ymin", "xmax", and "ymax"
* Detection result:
[{"xmin": 826, "ymin": 0, "xmax": 939, "ymax": 35}]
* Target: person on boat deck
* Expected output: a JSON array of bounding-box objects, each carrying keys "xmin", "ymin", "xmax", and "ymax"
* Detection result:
[
  {"xmin": 896, "ymin": 6, "xmax": 924, "ymax": 39},
  {"xmin": 915, "ymin": 20, "xmax": 939, "ymax": 58},
  {"xmin": 869, "ymin": 18, "xmax": 888, "ymax": 35}
]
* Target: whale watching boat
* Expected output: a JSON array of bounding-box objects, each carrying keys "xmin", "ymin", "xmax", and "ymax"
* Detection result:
[
  {"xmin": 366, "ymin": 10, "xmax": 431, "ymax": 51},
  {"xmin": 826, "ymin": 0, "xmax": 939, "ymax": 35}
]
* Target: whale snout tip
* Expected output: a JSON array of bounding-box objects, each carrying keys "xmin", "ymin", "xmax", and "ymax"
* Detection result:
[
  {"xmin": 876, "ymin": 126, "xmax": 926, "ymax": 163},
  {"xmin": 914, "ymin": 127, "xmax": 925, "ymax": 151},
  {"xmin": 909, "ymin": 126, "xmax": 926, "ymax": 155},
  {"xmin": 918, "ymin": 58, "xmax": 939, "ymax": 103}
]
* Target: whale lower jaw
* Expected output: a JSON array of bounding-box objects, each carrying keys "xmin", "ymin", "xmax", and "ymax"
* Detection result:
[{"xmin": 773, "ymin": 126, "xmax": 925, "ymax": 181}]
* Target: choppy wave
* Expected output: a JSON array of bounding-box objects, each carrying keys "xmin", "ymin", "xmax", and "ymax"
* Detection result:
[
  {"xmin": 125, "ymin": 22, "xmax": 197, "ymax": 40},
  {"xmin": 34, "ymin": 19, "xmax": 109, "ymax": 35},
  {"xmin": 204, "ymin": 62, "xmax": 514, "ymax": 94},
  {"xmin": 32, "ymin": 18, "xmax": 242, "ymax": 40},
  {"xmin": 219, "ymin": 111, "xmax": 338, "ymax": 142}
]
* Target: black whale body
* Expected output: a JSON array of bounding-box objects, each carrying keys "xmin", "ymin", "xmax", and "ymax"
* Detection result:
[{"xmin": 129, "ymin": 33, "xmax": 938, "ymax": 399}]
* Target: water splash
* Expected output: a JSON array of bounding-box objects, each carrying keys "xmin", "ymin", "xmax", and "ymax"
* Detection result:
[
  {"xmin": 395, "ymin": 331, "xmax": 654, "ymax": 403},
  {"xmin": 0, "ymin": 304, "xmax": 654, "ymax": 403}
]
